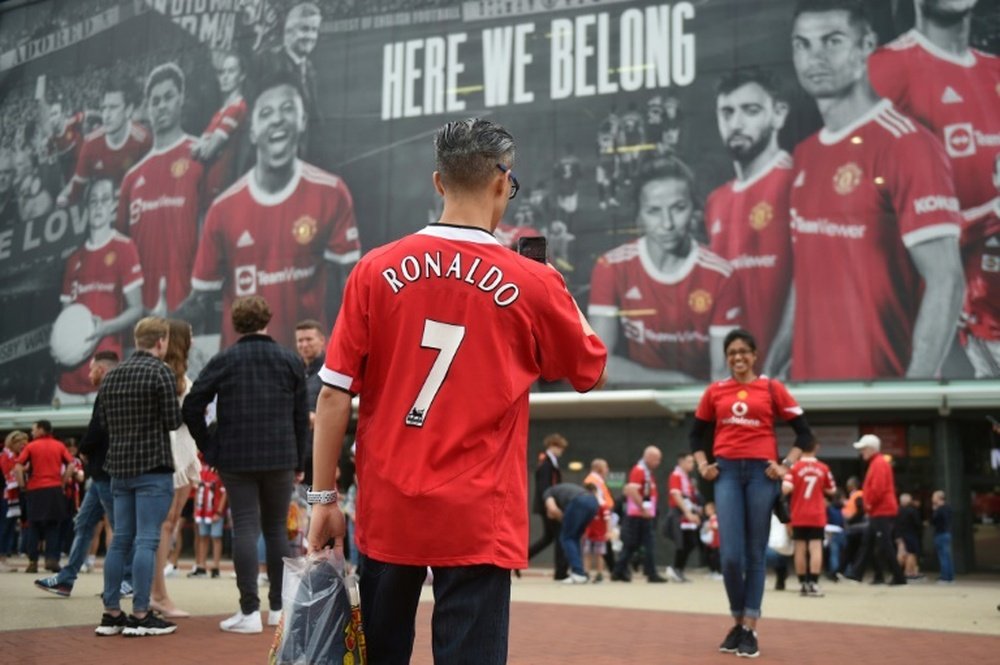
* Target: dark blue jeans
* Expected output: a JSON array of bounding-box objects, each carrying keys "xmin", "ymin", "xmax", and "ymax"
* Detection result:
[
  {"xmin": 57, "ymin": 478, "xmax": 116, "ymax": 587},
  {"xmin": 359, "ymin": 554, "xmax": 511, "ymax": 665},
  {"xmin": 560, "ymin": 494, "xmax": 599, "ymax": 576},
  {"xmin": 715, "ymin": 458, "xmax": 779, "ymax": 619},
  {"xmin": 612, "ymin": 515, "xmax": 657, "ymax": 579},
  {"xmin": 935, "ymin": 533, "xmax": 954, "ymax": 581},
  {"xmin": 0, "ymin": 497, "xmax": 18, "ymax": 556}
]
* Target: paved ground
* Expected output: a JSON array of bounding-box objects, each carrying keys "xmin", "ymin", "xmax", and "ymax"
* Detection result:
[{"xmin": 1, "ymin": 561, "xmax": 999, "ymax": 663}]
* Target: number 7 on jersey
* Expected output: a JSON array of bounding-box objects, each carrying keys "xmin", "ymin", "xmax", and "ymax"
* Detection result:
[{"xmin": 405, "ymin": 320, "xmax": 466, "ymax": 427}]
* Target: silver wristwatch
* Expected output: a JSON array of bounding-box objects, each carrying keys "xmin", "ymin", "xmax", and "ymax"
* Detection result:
[{"xmin": 306, "ymin": 489, "xmax": 339, "ymax": 505}]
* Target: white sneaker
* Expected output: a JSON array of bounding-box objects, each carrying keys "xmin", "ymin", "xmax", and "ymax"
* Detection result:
[
  {"xmin": 666, "ymin": 566, "xmax": 684, "ymax": 583},
  {"xmin": 257, "ymin": 572, "xmax": 269, "ymax": 587},
  {"xmin": 561, "ymin": 572, "xmax": 589, "ymax": 584},
  {"xmin": 267, "ymin": 609, "xmax": 282, "ymax": 627},
  {"xmin": 220, "ymin": 610, "xmax": 262, "ymax": 634},
  {"xmin": 163, "ymin": 563, "xmax": 177, "ymax": 578}
]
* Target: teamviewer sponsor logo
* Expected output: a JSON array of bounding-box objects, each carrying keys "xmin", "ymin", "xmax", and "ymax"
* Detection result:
[
  {"xmin": 235, "ymin": 265, "xmax": 257, "ymax": 296},
  {"xmin": 943, "ymin": 123, "xmax": 975, "ymax": 158},
  {"xmin": 913, "ymin": 195, "xmax": 959, "ymax": 215}
]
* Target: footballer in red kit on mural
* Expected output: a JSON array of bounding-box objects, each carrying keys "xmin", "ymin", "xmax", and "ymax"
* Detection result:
[
  {"xmin": 705, "ymin": 67, "xmax": 794, "ymax": 370},
  {"xmin": 589, "ymin": 157, "xmax": 741, "ymax": 384},
  {"xmin": 117, "ymin": 64, "xmax": 205, "ymax": 313},
  {"xmin": 959, "ymin": 153, "xmax": 1000, "ymax": 377},
  {"xmin": 193, "ymin": 52, "xmax": 248, "ymax": 201},
  {"xmin": 58, "ymin": 83, "xmax": 151, "ymax": 207},
  {"xmin": 56, "ymin": 177, "xmax": 143, "ymax": 403},
  {"xmin": 780, "ymin": 0, "xmax": 965, "ymax": 381},
  {"xmin": 868, "ymin": 0, "xmax": 1000, "ymax": 215},
  {"xmin": 186, "ymin": 76, "xmax": 359, "ymax": 349}
]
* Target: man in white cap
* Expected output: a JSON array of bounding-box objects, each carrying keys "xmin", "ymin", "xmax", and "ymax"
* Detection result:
[{"xmin": 844, "ymin": 434, "xmax": 905, "ymax": 585}]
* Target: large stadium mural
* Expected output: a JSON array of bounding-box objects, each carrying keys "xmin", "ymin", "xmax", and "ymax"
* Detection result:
[{"xmin": 0, "ymin": 0, "xmax": 998, "ymax": 407}]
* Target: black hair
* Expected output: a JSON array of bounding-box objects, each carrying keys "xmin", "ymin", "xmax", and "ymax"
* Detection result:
[
  {"xmin": 434, "ymin": 118, "xmax": 516, "ymax": 193},
  {"xmin": 34, "ymin": 420, "xmax": 53, "ymax": 434},
  {"xmin": 144, "ymin": 62, "xmax": 186, "ymax": 103},
  {"xmin": 633, "ymin": 156, "xmax": 696, "ymax": 209},
  {"xmin": 799, "ymin": 438, "xmax": 819, "ymax": 453},
  {"xmin": 104, "ymin": 79, "xmax": 140, "ymax": 109},
  {"xmin": 722, "ymin": 328, "xmax": 757, "ymax": 354},
  {"xmin": 716, "ymin": 66, "xmax": 786, "ymax": 104}
]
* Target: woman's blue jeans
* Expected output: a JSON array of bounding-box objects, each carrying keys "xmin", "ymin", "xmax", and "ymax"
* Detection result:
[{"xmin": 714, "ymin": 458, "xmax": 779, "ymax": 619}]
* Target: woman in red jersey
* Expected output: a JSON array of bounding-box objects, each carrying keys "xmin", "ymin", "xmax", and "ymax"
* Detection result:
[{"xmin": 690, "ymin": 329, "xmax": 814, "ymax": 659}]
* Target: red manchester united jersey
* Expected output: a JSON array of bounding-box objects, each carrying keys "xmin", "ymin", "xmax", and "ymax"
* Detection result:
[
  {"xmin": 192, "ymin": 160, "xmax": 360, "ymax": 349},
  {"xmin": 69, "ymin": 121, "xmax": 151, "ymax": 202},
  {"xmin": 783, "ymin": 457, "xmax": 836, "ymax": 528},
  {"xmin": 870, "ymin": 30, "xmax": 1000, "ymax": 212},
  {"xmin": 117, "ymin": 135, "xmax": 204, "ymax": 311},
  {"xmin": 695, "ymin": 376, "xmax": 803, "ymax": 461},
  {"xmin": 321, "ymin": 224, "xmax": 607, "ymax": 568},
  {"xmin": 201, "ymin": 96, "xmax": 247, "ymax": 201},
  {"xmin": 588, "ymin": 239, "xmax": 741, "ymax": 381},
  {"xmin": 58, "ymin": 232, "xmax": 143, "ymax": 394},
  {"xmin": 960, "ymin": 199, "xmax": 1000, "ymax": 341},
  {"xmin": 789, "ymin": 100, "xmax": 962, "ymax": 380},
  {"xmin": 706, "ymin": 151, "xmax": 795, "ymax": 363}
]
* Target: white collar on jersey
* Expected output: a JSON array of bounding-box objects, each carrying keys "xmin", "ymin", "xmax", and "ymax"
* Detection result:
[
  {"xmin": 637, "ymin": 236, "xmax": 698, "ymax": 285},
  {"xmin": 248, "ymin": 159, "xmax": 302, "ymax": 207},
  {"xmin": 731, "ymin": 150, "xmax": 792, "ymax": 193},
  {"xmin": 417, "ymin": 223, "xmax": 502, "ymax": 245},
  {"xmin": 818, "ymin": 99, "xmax": 893, "ymax": 146},
  {"xmin": 104, "ymin": 122, "xmax": 134, "ymax": 151},
  {"xmin": 907, "ymin": 28, "xmax": 977, "ymax": 68},
  {"xmin": 147, "ymin": 134, "xmax": 192, "ymax": 158}
]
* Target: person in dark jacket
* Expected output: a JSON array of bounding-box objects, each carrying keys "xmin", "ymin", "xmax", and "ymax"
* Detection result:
[
  {"xmin": 526, "ymin": 433, "xmax": 569, "ymax": 579},
  {"xmin": 183, "ymin": 295, "xmax": 308, "ymax": 634},
  {"xmin": 931, "ymin": 490, "xmax": 954, "ymax": 583}
]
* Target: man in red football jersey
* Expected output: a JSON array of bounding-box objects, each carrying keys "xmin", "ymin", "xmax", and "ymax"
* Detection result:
[
  {"xmin": 782, "ymin": 439, "xmax": 836, "ymax": 597},
  {"xmin": 868, "ymin": 0, "xmax": 1000, "ymax": 216},
  {"xmin": 589, "ymin": 157, "xmax": 741, "ymax": 385},
  {"xmin": 775, "ymin": 0, "xmax": 965, "ymax": 380},
  {"xmin": 959, "ymin": 152, "xmax": 1000, "ymax": 376},
  {"xmin": 181, "ymin": 75, "xmax": 359, "ymax": 349},
  {"xmin": 57, "ymin": 82, "xmax": 151, "ymax": 207},
  {"xmin": 193, "ymin": 52, "xmax": 248, "ymax": 202},
  {"xmin": 117, "ymin": 63, "xmax": 204, "ymax": 313},
  {"xmin": 306, "ymin": 118, "xmax": 607, "ymax": 665},
  {"xmin": 39, "ymin": 91, "xmax": 88, "ymax": 186},
  {"xmin": 55, "ymin": 176, "xmax": 144, "ymax": 405},
  {"xmin": 705, "ymin": 67, "xmax": 794, "ymax": 372}
]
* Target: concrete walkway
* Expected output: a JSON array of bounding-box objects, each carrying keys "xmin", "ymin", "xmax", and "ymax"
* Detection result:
[{"xmin": 2, "ymin": 562, "xmax": 999, "ymax": 663}]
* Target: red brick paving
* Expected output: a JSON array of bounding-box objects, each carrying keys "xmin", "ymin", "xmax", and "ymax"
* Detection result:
[{"xmin": 3, "ymin": 602, "xmax": 998, "ymax": 664}]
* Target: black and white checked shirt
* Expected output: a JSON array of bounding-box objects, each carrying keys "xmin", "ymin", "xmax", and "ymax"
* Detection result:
[{"xmin": 98, "ymin": 350, "xmax": 182, "ymax": 478}]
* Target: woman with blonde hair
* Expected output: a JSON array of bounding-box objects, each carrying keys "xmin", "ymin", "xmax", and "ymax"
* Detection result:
[{"xmin": 150, "ymin": 319, "xmax": 201, "ymax": 617}]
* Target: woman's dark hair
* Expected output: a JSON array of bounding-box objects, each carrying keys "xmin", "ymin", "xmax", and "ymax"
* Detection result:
[{"xmin": 722, "ymin": 328, "xmax": 757, "ymax": 354}]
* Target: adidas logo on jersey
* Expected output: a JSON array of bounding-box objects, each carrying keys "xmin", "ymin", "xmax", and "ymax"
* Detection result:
[
  {"xmin": 941, "ymin": 86, "xmax": 964, "ymax": 104},
  {"xmin": 986, "ymin": 236, "xmax": 1000, "ymax": 248},
  {"xmin": 625, "ymin": 286, "xmax": 642, "ymax": 300},
  {"xmin": 710, "ymin": 219, "xmax": 722, "ymax": 236},
  {"xmin": 793, "ymin": 171, "xmax": 805, "ymax": 188},
  {"xmin": 237, "ymin": 230, "xmax": 255, "ymax": 248},
  {"xmin": 134, "ymin": 175, "xmax": 146, "ymax": 188}
]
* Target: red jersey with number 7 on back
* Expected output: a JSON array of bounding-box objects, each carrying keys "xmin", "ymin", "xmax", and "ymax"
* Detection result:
[{"xmin": 321, "ymin": 224, "xmax": 607, "ymax": 568}]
